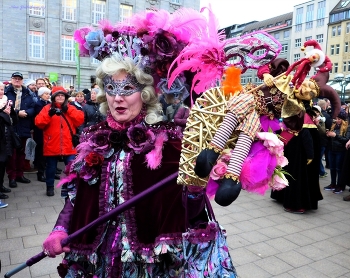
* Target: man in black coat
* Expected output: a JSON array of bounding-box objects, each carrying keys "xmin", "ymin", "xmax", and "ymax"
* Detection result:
[{"xmin": 5, "ymin": 72, "xmax": 35, "ymax": 188}]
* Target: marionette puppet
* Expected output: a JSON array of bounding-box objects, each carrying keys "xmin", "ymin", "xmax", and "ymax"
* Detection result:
[{"xmin": 169, "ymin": 25, "xmax": 341, "ymax": 206}]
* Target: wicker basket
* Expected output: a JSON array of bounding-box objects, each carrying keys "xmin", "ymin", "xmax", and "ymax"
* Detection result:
[{"xmin": 177, "ymin": 87, "xmax": 239, "ymax": 187}]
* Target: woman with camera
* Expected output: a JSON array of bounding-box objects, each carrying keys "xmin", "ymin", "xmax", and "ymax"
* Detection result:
[{"xmin": 35, "ymin": 86, "xmax": 84, "ymax": 196}]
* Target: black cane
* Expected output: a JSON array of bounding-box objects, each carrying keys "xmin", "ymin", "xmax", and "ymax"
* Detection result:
[{"xmin": 4, "ymin": 171, "xmax": 179, "ymax": 278}]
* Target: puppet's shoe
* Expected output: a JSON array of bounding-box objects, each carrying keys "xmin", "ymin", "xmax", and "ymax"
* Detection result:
[
  {"xmin": 215, "ymin": 177, "xmax": 242, "ymax": 207},
  {"xmin": 194, "ymin": 148, "xmax": 220, "ymax": 178}
]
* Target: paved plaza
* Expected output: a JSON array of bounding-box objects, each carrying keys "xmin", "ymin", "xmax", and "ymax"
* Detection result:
[{"xmin": 0, "ymin": 164, "xmax": 350, "ymax": 278}]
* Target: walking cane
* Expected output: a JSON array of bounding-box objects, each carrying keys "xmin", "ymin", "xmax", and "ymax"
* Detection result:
[{"xmin": 4, "ymin": 171, "xmax": 179, "ymax": 278}]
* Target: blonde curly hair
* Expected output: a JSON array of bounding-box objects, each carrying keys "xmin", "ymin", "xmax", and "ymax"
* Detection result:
[{"xmin": 96, "ymin": 54, "xmax": 162, "ymax": 124}]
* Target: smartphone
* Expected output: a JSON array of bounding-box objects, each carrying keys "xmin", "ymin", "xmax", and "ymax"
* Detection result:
[{"xmin": 7, "ymin": 100, "xmax": 12, "ymax": 107}]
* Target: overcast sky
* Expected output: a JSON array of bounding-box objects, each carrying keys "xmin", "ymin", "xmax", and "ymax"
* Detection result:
[{"xmin": 199, "ymin": 0, "xmax": 310, "ymax": 28}]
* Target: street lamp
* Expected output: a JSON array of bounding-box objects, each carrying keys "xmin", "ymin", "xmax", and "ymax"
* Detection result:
[{"xmin": 334, "ymin": 73, "xmax": 350, "ymax": 102}]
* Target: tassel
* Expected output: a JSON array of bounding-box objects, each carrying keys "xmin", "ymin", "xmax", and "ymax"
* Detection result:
[{"xmin": 221, "ymin": 66, "xmax": 242, "ymax": 96}]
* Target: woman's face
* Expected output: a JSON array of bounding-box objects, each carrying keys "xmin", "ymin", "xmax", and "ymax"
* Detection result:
[
  {"xmin": 40, "ymin": 92, "xmax": 50, "ymax": 101},
  {"xmin": 0, "ymin": 86, "xmax": 4, "ymax": 98},
  {"xmin": 335, "ymin": 117, "xmax": 343, "ymax": 125},
  {"xmin": 76, "ymin": 94, "xmax": 85, "ymax": 103},
  {"xmin": 90, "ymin": 91, "xmax": 97, "ymax": 101},
  {"xmin": 55, "ymin": 93, "xmax": 66, "ymax": 105},
  {"xmin": 106, "ymin": 72, "xmax": 143, "ymax": 123}
]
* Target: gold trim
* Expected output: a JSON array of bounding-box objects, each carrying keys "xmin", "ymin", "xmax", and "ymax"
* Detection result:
[
  {"xmin": 208, "ymin": 143, "xmax": 223, "ymax": 153},
  {"xmin": 223, "ymin": 173, "xmax": 240, "ymax": 181}
]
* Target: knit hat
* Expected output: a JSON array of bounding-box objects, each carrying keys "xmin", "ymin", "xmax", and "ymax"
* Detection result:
[
  {"xmin": 337, "ymin": 109, "xmax": 347, "ymax": 121},
  {"xmin": 51, "ymin": 86, "xmax": 69, "ymax": 101},
  {"xmin": 24, "ymin": 79, "xmax": 36, "ymax": 87},
  {"xmin": 312, "ymin": 105, "xmax": 322, "ymax": 114},
  {"xmin": 38, "ymin": 87, "xmax": 51, "ymax": 97}
]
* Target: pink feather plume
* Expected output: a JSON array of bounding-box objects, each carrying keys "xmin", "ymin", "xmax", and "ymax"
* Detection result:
[
  {"xmin": 167, "ymin": 6, "xmax": 226, "ymax": 94},
  {"xmin": 146, "ymin": 133, "xmax": 168, "ymax": 169}
]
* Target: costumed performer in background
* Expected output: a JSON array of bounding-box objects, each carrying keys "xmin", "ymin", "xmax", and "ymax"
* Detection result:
[{"xmin": 41, "ymin": 8, "xmax": 237, "ymax": 278}]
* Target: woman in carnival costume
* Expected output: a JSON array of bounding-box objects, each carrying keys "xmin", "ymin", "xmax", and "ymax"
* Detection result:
[{"xmin": 41, "ymin": 8, "xmax": 237, "ymax": 278}]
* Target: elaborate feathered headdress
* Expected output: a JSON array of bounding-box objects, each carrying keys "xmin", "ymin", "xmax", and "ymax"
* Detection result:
[{"xmin": 73, "ymin": 8, "xmax": 208, "ymax": 83}]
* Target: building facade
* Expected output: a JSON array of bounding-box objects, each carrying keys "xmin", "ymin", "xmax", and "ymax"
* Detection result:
[
  {"xmin": 327, "ymin": 0, "xmax": 350, "ymax": 101},
  {"xmin": 0, "ymin": 0, "xmax": 200, "ymax": 90},
  {"xmin": 289, "ymin": 0, "xmax": 339, "ymax": 77},
  {"xmin": 239, "ymin": 13, "xmax": 293, "ymax": 86}
]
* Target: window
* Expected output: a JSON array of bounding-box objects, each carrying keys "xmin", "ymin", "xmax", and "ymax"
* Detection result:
[
  {"xmin": 241, "ymin": 76, "xmax": 246, "ymax": 84},
  {"xmin": 62, "ymin": 0, "xmax": 76, "ymax": 21},
  {"xmin": 29, "ymin": 72, "xmax": 45, "ymax": 80},
  {"xmin": 285, "ymin": 19, "xmax": 292, "ymax": 25},
  {"xmin": 316, "ymin": 34, "xmax": 323, "ymax": 43},
  {"xmin": 336, "ymin": 44, "xmax": 340, "ymax": 54},
  {"xmin": 29, "ymin": 0, "xmax": 45, "ymax": 16},
  {"xmin": 62, "ymin": 75, "xmax": 74, "ymax": 88},
  {"xmin": 317, "ymin": 1, "xmax": 326, "ymax": 26},
  {"xmin": 345, "ymin": 42, "xmax": 349, "ymax": 52},
  {"xmin": 91, "ymin": 58, "xmax": 101, "ymax": 64},
  {"xmin": 294, "ymin": 53, "xmax": 300, "ymax": 62},
  {"xmin": 306, "ymin": 4, "xmax": 314, "ymax": 23},
  {"xmin": 347, "ymin": 22, "xmax": 350, "ymax": 33},
  {"xmin": 296, "ymin": 7, "xmax": 303, "ymax": 24},
  {"xmin": 306, "ymin": 22, "xmax": 313, "ymax": 29},
  {"xmin": 344, "ymin": 61, "xmax": 347, "ymax": 72},
  {"xmin": 267, "ymin": 24, "xmax": 273, "ymax": 28},
  {"xmin": 348, "ymin": 61, "xmax": 350, "ymax": 72},
  {"xmin": 29, "ymin": 31, "xmax": 45, "ymax": 59},
  {"xmin": 120, "ymin": 4, "xmax": 132, "ymax": 22},
  {"xmin": 295, "ymin": 38, "xmax": 302, "ymax": 48},
  {"xmin": 61, "ymin": 35, "xmax": 75, "ymax": 62},
  {"xmin": 331, "ymin": 45, "xmax": 335, "ymax": 55},
  {"xmin": 276, "ymin": 21, "xmax": 282, "ymax": 26},
  {"xmin": 338, "ymin": 25, "xmax": 342, "ymax": 35},
  {"xmin": 274, "ymin": 32, "xmax": 280, "ymax": 40},
  {"xmin": 341, "ymin": 0, "xmax": 350, "ymax": 7},
  {"xmin": 334, "ymin": 62, "xmax": 338, "ymax": 73},
  {"xmin": 247, "ymin": 76, "xmax": 252, "ymax": 83},
  {"xmin": 305, "ymin": 36, "xmax": 312, "ymax": 41},
  {"xmin": 281, "ymin": 44, "xmax": 288, "ymax": 54},
  {"xmin": 284, "ymin": 30, "xmax": 290, "ymax": 38},
  {"xmin": 295, "ymin": 24, "xmax": 302, "ymax": 32},
  {"xmin": 92, "ymin": 0, "xmax": 105, "ymax": 25},
  {"xmin": 317, "ymin": 18, "xmax": 324, "ymax": 26},
  {"xmin": 332, "ymin": 26, "xmax": 336, "ymax": 36}
]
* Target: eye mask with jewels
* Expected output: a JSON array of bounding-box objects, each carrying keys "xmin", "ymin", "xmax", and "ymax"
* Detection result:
[{"xmin": 103, "ymin": 74, "xmax": 146, "ymax": 96}]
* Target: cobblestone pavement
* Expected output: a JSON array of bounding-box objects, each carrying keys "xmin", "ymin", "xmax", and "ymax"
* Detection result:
[{"xmin": 1, "ymin": 165, "xmax": 349, "ymax": 278}]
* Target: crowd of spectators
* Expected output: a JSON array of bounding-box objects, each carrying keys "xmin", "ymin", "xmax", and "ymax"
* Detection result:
[{"xmin": 1, "ymin": 71, "xmax": 350, "ymax": 209}]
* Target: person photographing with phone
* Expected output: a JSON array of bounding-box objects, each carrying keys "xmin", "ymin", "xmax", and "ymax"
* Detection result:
[{"xmin": 35, "ymin": 86, "xmax": 84, "ymax": 196}]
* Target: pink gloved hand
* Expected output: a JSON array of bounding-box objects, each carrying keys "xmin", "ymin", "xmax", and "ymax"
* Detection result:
[{"xmin": 42, "ymin": 231, "xmax": 70, "ymax": 258}]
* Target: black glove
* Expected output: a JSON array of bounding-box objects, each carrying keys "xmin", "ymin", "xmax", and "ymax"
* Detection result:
[
  {"xmin": 194, "ymin": 148, "xmax": 220, "ymax": 178},
  {"xmin": 214, "ymin": 178, "xmax": 242, "ymax": 207},
  {"xmin": 48, "ymin": 108, "xmax": 56, "ymax": 117}
]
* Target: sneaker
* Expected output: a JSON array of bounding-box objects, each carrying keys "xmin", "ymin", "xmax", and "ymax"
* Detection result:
[
  {"xmin": 320, "ymin": 172, "xmax": 328, "ymax": 178},
  {"xmin": 284, "ymin": 207, "xmax": 305, "ymax": 214},
  {"xmin": 333, "ymin": 187, "xmax": 344, "ymax": 194},
  {"xmin": 0, "ymin": 201, "xmax": 8, "ymax": 208},
  {"xmin": 324, "ymin": 185, "xmax": 335, "ymax": 191}
]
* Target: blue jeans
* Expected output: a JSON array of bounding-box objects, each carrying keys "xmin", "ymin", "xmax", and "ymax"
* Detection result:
[
  {"xmin": 319, "ymin": 146, "xmax": 326, "ymax": 176},
  {"xmin": 45, "ymin": 155, "xmax": 75, "ymax": 188},
  {"xmin": 328, "ymin": 150, "xmax": 345, "ymax": 186}
]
